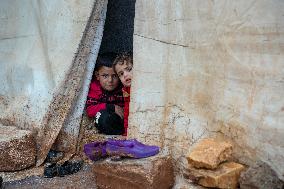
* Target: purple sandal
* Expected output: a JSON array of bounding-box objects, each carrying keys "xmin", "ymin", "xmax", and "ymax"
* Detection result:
[
  {"xmin": 106, "ymin": 139, "xmax": 159, "ymax": 158},
  {"xmin": 84, "ymin": 139, "xmax": 159, "ymax": 161},
  {"xmin": 84, "ymin": 141, "xmax": 107, "ymax": 161}
]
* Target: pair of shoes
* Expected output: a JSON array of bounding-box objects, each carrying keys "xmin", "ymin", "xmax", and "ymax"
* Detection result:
[
  {"xmin": 44, "ymin": 160, "xmax": 83, "ymax": 178},
  {"xmin": 57, "ymin": 160, "xmax": 83, "ymax": 176},
  {"xmin": 44, "ymin": 163, "xmax": 58, "ymax": 178},
  {"xmin": 106, "ymin": 139, "xmax": 160, "ymax": 158},
  {"xmin": 84, "ymin": 139, "xmax": 160, "ymax": 161}
]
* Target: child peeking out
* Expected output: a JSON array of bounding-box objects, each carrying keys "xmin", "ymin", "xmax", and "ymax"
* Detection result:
[
  {"xmin": 86, "ymin": 53, "xmax": 124, "ymax": 135},
  {"xmin": 113, "ymin": 53, "xmax": 133, "ymax": 136}
]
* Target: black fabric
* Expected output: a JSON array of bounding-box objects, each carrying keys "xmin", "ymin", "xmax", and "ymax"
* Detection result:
[
  {"xmin": 106, "ymin": 104, "xmax": 115, "ymax": 112},
  {"xmin": 96, "ymin": 110, "xmax": 124, "ymax": 135},
  {"xmin": 99, "ymin": 0, "xmax": 136, "ymax": 54}
]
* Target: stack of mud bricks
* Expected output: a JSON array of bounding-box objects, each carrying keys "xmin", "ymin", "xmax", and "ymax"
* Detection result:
[
  {"xmin": 186, "ymin": 138, "xmax": 245, "ymax": 189},
  {"xmin": 92, "ymin": 155, "xmax": 174, "ymax": 189}
]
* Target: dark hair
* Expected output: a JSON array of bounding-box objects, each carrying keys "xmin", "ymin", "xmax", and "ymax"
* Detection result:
[
  {"xmin": 113, "ymin": 52, "xmax": 133, "ymax": 73},
  {"xmin": 95, "ymin": 52, "xmax": 117, "ymax": 71}
]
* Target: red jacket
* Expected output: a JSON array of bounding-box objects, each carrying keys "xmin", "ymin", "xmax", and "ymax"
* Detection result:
[
  {"xmin": 122, "ymin": 86, "xmax": 130, "ymax": 136},
  {"xmin": 86, "ymin": 80, "xmax": 124, "ymax": 117}
]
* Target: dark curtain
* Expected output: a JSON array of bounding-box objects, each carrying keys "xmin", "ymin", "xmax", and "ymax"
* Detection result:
[{"xmin": 99, "ymin": 0, "xmax": 136, "ymax": 54}]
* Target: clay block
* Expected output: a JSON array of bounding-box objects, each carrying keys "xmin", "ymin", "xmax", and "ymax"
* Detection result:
[
  {"xmin": 0, "ymin": 126, "xmax": 36, "ymax": 171},
  {"xmin": 187, "ymin": 138, "xmax": 233, "ymax": 169},
  {"xmin": 92, "ymin": 155, "xmax": 174, "ymax": 189},
  {"xmin": 186, "ymin": 162, "xmax": 245, "ymax": 189}
]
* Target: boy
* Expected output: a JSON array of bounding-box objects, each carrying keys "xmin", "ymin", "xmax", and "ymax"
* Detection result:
[
  {"xmin": 86, "ymin": 53, "xmax": 124, "ymax": 135},
  {"xmin": 113, "ymin": 53, "xmax": 133, "ymax": 136}
]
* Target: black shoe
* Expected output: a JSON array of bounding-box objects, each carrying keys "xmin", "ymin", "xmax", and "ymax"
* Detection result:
[
  {"xmin": 0, "ymin": 176, "xmax": 3, "ymax": 189},
  {"xmin": 45, "ymin": 150, "xmax": 64, "ymax": 163},
  {"xmin": 57, "ymin": 160, "xmax": 83, "ymax": 177},
  {"xmin": 44, "ymin": 163, "xmax": 58, "ymax": 178}
]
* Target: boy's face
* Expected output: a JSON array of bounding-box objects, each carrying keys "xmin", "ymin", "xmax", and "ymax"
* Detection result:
[
  {"xmin": 96, "ymin": 66, "xmax": 119, "ymax": 91},
  {"xmin": 114, "ymin": 62, "xmax": 133, "ymax": 87}
]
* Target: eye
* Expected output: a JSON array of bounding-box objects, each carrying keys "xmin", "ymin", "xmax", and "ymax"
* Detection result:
[
  {"xmin": 101, "ymin": 74, "xmax": 108, "ymax": 79},
  {"xmin": 118, "ymin": 72, "xmax": 123, "ymax": 77}
]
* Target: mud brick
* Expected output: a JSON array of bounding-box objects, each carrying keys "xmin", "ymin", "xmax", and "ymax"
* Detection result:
[
  {"xmin": 186, "ymin": 162, "xmax": 245, "ymax": 189},
  {"xmin": 187, "ymin": 138, "xmax": 233, "ymax": 169},
  {"xmin": 92, "ymin": 155, "xmax": 174, "ymax": 189},
  {"xmin": 0, "ymin": 126, "xmax": 36, "ymax": 171}
]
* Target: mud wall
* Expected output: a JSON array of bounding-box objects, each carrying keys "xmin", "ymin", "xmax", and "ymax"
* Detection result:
[
  {"xmin": 130, "ymin": 0, "xmax": 284, "ymax": 180},
  {"xmin": 0, "ymin": 0, "xmax": 94, "ymax": 130}
]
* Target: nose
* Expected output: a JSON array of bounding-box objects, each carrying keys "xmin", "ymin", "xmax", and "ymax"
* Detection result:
[
  {"xmin": 124, "ymin": 72, "xmax": 130, "ymax": 79},
  {"xmin": 108, "ymin": 76, "xmax": 113, "ymax": 82}
]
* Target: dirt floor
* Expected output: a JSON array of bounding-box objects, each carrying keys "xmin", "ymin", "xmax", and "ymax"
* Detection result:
[
  {"xmin": 3, "ymin": 164, "xmax": 97, "ymax": 189},
  {"xmin": 2, "ymin": 162, "xmax": 205, "ymax": 189}
]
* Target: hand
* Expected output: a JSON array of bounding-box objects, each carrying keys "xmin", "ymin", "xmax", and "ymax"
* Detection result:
[{"xmin": 115, "ymin": 105, "xmax": 124, "ymax": 119}]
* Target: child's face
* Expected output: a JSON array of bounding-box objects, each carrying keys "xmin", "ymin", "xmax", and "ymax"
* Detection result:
[
  {"xmin": 96, "ymin": 66, "xmax": 119, "ymax": 91},
  {"xmin": 114, "ymin": 62, "xmax": 133, "ymax": 87}
]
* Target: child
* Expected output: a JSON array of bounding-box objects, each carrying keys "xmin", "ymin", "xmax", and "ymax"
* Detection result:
[
  {"xmin": 86, "ymin": 53, "xmax": 124, "ymax": 135},
  {"xmin": 113, "ymin": 53, "xmax": 133, "ymax": 136}
]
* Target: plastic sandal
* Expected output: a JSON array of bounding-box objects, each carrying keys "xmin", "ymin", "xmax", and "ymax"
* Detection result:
[
  {"xmin": 106, "ymin": 139, "xmax": 159, "ymax": 158},
  {"xmin": 84, "ymin": 141, "xmax": 107, "ymax": 161}
]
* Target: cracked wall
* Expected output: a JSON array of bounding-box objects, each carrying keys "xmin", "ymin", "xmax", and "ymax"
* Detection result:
[{"xmin": 130, "ymin": 0, "xmax": 284, "ymax": 180}]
